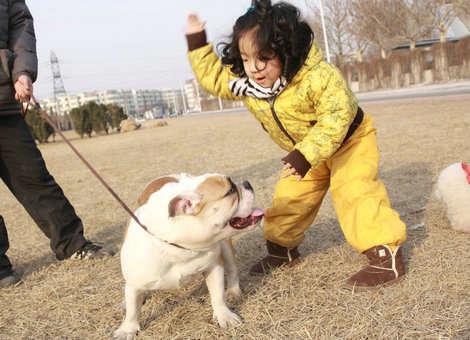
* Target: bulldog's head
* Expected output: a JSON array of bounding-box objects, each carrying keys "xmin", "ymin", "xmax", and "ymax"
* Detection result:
[{"xmin": 137, "ymin": 174, "xmax": 263, "ymax": 250}]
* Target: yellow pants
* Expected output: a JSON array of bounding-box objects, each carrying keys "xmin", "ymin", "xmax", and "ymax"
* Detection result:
[{"xmin": 264, "ymin": 115, "xmax": 406, "ymax": 253}]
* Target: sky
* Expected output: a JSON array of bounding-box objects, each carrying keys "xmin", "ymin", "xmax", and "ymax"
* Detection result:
[{"xmin": 27, "ymin": 0, "xmax": 311, "ymax": 100}]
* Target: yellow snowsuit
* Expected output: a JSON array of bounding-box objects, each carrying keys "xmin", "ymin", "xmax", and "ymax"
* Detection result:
[{"xmin": 188, "ymin": 42, "xmax": 406, "ymax": 252}]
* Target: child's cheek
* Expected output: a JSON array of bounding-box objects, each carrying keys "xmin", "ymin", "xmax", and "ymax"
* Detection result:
[{"xmin": 244, "ymin": 67, "xmax": 251, "ymax": 77}]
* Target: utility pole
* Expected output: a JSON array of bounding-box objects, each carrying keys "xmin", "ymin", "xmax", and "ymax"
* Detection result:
[
  {"xmin": 318, "ymin": 0, "xmax": 331, "ymax": 63},
  {"xmin": 306, "ymin": 0, "xmax": 332, "ymax": 64}
]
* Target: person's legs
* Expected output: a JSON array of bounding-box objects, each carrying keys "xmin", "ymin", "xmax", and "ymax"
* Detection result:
[
  {"xmin": 0, "ymin": 215, "xmax": 13, "ymax": 279},
  {"xmin": 250, "ymin": 162, "xmax": 330, "ymax": 274},
  {"xmin": 0, "ymin": 114, "xmax": 87, "ymax": 260},
  {"xmin": 328, "ymin": 116, "xmax": 407, "ymax": 287}
]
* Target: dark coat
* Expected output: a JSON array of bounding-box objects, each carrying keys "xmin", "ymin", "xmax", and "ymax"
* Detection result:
[{"xmin": 0, "ymin": 0, "xmax": 37, "ymax": 115}]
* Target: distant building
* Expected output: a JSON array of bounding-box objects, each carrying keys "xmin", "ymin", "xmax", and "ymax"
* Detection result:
[
  {"xmin": 183, "ymin": 79, "xmax": 201, "ymax": 112},
  {"xmin": 446, "ymin": 15, "xmax": 470, "ymax": 39},
  {"xmin": 143, "ymin": 105, "xmax": 165, "ymax": 120},
  {"xmin": 40, "ymin": 88, "xmax": 166, "ymax": 118},
  {"xmin": 40, "ymin": 80, "xmax": 246, "ymax": 120},
  {"xmin": 182, "ymin": 78, "xmax": 245, "ymax": 113},
  {"xmin": 132, "ymin": 89, "xmax": 163, "ymax": 116},
  {"xmin": 97, "ymin": 89, "xmax": 137, "ymax": 116},
  {"xmin": 160, "ymin": 88, "xmax": 185, "ymax": 115}
]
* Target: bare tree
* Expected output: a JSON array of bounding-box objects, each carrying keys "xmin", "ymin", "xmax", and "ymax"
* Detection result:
[
  {"xmin": 344, "ymin": 13, "xmax": 369, "ymax": 63},
  {"xmin": 427, "ymin": 0, "xmax": 457, "ymax": 43},
  {"xmin": 425, "ymin": 0, "xmax": 470, "ymax": 81},
  {"xmin": 303, "ymin": 7, "xmax": 325, "ymax": 54},
  {"xmin": 395, "ymin": 0, "xmax": 435, "ymax": 49},
  {"xmin": 345, "ymin": 35, "xmax": 369, "ymax": 63},
  {"xmin": 386, "ymin": 0, "xmax": 434, "ymax": 84},
  {"xmin": 454, "ymin": 0, "xmax": 470, "ymax": 15},
  {"xmin": 349, "ymin": 0, "xmax": 402, "ymax": 59},
  {"xmin": 305, "ymin": 0, "xmax": 353, "ymax": 65}
]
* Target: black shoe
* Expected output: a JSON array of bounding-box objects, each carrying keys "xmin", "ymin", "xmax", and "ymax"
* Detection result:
[
  {"xmin": 0, "ymin": 271, "xmax": 22, "ymax": 288},
  {"xmin": 70, "ymin": 241, "xmax": 114, "ymax": 260}
]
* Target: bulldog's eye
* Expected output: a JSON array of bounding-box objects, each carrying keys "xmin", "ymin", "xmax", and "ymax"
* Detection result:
[
  {"xmin": 224, "ymin": 177, "xmax": 238, "ymax": 197},
  {"xmin": 225, "ymin": 184, "xmax": 237, "ymax": 197}
]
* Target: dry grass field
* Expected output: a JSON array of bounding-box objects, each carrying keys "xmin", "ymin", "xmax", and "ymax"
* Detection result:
[{"xmin": 0, "ymin": 95, "xmax": 469, "ymax": 339}]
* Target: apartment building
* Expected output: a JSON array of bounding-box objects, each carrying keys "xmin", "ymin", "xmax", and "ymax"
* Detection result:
[{"xmin": 41, "ymin": 89, "xmax": 166, "ymax": 117}]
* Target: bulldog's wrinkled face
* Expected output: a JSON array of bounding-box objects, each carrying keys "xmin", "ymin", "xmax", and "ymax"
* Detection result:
[{"xmin": 138, "ymin": 174, "xmax": 263, "ymax": 250}]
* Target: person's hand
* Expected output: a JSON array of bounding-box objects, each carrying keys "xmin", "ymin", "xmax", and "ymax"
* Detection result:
[
  {"xmin": 281, "ymin": 161, "xmax": 302, "ymax": 181},
  {"xmin": 186, "ymin": 13, "xmax": 205, "ymax": 35},
  {"xmin": 14, "ymin": 74, "xmax": 33, "ymax": 103}
]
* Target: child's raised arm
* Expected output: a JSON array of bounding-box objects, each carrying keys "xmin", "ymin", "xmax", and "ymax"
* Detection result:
[{"xmin": 185, "ymin": 14, "xmax": 239, "ymax": 100}]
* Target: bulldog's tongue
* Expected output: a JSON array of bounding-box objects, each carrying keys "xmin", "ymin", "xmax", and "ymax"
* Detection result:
[
  {"xmin": 229, "ymin": 208, "xmax": 264, "ymax": 229},
  {"xmin": 251, "ymin": 208, "xmax": 264, "ymax": 217}
]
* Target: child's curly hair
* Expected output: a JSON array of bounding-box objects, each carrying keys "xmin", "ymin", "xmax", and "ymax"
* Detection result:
[{"xmin": 219, "ymin": 0, "xmax": 313, "ymax": 82}]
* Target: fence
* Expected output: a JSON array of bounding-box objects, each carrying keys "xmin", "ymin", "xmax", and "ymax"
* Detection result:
[{"xmin": 339, "ymin": 37, "xmax": 470, "ymax": 93}]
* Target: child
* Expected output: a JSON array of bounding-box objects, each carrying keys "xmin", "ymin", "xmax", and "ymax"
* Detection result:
[{"xmin": 185, "ymin": 0, "xmax": 407, "ymax": 288}]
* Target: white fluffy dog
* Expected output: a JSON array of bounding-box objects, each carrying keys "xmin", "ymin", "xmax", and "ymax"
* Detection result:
[{"xmin": 435, "ymin": 162, "xmax": 470, "ymax": 233}]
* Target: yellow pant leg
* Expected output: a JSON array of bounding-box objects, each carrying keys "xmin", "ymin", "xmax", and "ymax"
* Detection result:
[
  {"xmin": 327, "ymin": 116, "xmax": 407, "ymax": 252},
  {"xmin": 264, "ymin": 162, "xmax": 330, "ymax": 249}
]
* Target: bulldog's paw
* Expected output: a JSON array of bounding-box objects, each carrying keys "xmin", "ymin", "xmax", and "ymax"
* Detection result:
[
  {"xmin": 225, "ymin": 285, "xmax": 242, "ymax": 302},
  {"xmin": 113, "ymin": 324, "xmax": 140, "ymax": 340},
  {"xmin": 213, "ymin": 307, "xmax": 242, "ymax": 328}
]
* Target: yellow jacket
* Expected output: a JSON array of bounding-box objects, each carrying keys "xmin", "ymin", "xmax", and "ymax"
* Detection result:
[{"xmin": 188, "ymin": 39, "xmax": 359, "ymax": 173}]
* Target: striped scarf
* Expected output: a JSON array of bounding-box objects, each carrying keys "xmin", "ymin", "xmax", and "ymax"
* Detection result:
[{"xmin": 229, "ymin": 76, "xmax": 287, "ymax": 99}]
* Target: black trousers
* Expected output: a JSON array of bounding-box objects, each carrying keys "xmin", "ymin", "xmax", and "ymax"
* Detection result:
[{"xmin": 0, "ymin": 114, "xmax": 86, "ymax": 279}]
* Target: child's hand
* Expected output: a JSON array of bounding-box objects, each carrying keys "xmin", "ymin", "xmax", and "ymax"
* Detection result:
[
  {"xmin": 281, "ymin": 162, "xmax": 302, "ymax": 181},
  {"xmin": 186, "ymin": 14, "xmax": 205, "ymax": 35}
]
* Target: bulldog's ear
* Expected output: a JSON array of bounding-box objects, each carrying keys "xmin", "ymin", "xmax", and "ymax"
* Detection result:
[{"xmin": 168, "ymin": 192, "xmax": 202, "ymax": 217}]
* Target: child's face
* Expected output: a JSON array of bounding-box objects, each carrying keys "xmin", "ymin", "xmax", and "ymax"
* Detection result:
[{"xmin": 239, "ymin": 28, "xmax": 282, "ymax": 88}]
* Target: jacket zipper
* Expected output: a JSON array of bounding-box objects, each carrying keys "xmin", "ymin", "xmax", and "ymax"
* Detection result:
[{"xmin": 268, "ymin": 97, "xmax": 296, "ymax": 146}]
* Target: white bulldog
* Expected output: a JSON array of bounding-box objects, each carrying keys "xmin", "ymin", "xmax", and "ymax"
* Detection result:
[{"xmin": 114, "ymin": 173, "xmax": 263, "ymax": 339}]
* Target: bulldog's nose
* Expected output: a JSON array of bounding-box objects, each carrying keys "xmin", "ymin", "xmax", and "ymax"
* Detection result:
[{"xmin": 242, "ymin": 181, "xmax": 253, "ymax": 192}]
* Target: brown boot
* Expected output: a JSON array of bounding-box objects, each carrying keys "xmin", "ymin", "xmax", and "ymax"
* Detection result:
[
  {"xmin": 249, "ymin": 240, "xmax": 301, "ymax": 275},
  {"xmin": 346, "ymin": 245, "xmax": 405, "ymax": 289}
]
